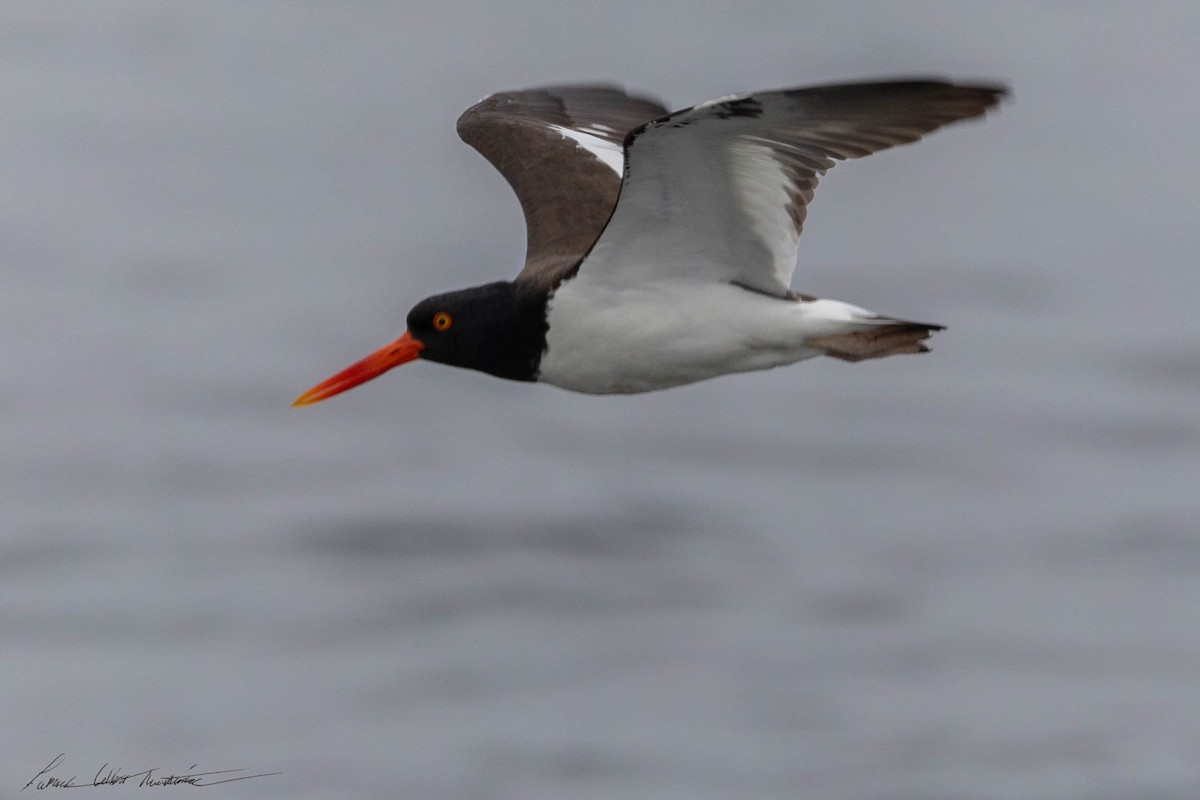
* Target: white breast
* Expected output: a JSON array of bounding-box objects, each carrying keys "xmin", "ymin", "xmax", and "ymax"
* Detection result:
[{"xmin": 538, "ymin": 274, "xmax": 877, "ymax": 394}]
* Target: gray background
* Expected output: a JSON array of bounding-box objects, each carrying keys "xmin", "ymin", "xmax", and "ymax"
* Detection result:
[{"xmin": 3, "ymin": 2, "xmax": 1198, "ymax": 798}]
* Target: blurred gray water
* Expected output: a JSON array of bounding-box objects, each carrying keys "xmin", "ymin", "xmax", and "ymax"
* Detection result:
[{"xmin": 2, "ymin": 2, "xmax": 1198, "ymax": 798}]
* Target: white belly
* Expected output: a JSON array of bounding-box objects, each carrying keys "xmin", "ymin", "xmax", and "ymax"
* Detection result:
[{"xmin": 538, "ymin": 278, "xmax": 874, "ymax": 394}]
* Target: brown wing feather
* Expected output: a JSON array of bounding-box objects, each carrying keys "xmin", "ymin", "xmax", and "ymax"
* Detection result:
[
  {"xmin": 456, "ymin": 85, "xmax": 668, "ymax": 289},
  {"xmin": 749, "ymin": 81, "xmax": 1007, "ymax": 246}
]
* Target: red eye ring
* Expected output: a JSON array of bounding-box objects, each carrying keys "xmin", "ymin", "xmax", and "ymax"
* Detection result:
[{"xmin": 432, "ymin": 311, "xmax": 452, "ymax": 331}]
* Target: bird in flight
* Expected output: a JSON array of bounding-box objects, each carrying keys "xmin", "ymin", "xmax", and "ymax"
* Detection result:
[{"xmin": 293, "ymin": 78, "xmax": 1004, "ymax": 404}]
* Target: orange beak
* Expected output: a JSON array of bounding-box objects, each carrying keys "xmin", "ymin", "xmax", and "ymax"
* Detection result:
[{"xmin": 292, "ymin": 331, "xmax": 424, "ymax": 407}]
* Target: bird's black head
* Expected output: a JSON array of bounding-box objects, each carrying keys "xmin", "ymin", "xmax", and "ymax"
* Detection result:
[
  {"xmin": 406, "ymin": 280, "xmax": 549, "ymax": 381},
  {"xmin": 293, "ymin": 280, "xmax": 549, "ymax": 406}
]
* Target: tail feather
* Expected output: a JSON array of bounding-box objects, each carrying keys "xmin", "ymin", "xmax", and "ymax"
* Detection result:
[{"xmin": 807, "ymin": 319, "xmax": 944, "ymax": 363}]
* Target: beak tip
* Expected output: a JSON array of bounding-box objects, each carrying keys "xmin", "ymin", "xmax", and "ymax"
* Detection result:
[{"xmin": 291, "ymin": 387, "xmax": 327, "ymax": 407}]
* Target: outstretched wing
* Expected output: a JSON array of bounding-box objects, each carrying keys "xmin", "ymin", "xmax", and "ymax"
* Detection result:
[
  {"xmin": 581, "ymin": 79, "xmax": 1006, "ymax": 296},
  {"xmin": 456, "ymin": 85, "xmax": 669, "ymax": 288}
]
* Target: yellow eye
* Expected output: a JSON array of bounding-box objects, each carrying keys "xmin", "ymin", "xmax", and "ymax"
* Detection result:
[{"xmin": 432, "ymin": 311, "xmax": 452, "ymax": 331}]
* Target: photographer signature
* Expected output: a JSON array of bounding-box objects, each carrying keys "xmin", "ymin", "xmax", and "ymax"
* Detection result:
[{"xmin": 23, "ymin": 754, "xmax": 278, "ymax": 791}]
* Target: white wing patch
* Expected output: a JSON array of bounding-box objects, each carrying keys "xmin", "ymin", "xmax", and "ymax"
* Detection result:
[
  {"xmin": 551, "ymin": 125, "xmax": 623, "ymax": 176},
  {"xmin": 727, "ymin": 138, "xmax": 803, "ymax": 293},
  {"xmin": 695, "ymin": 94, "xmax": 743, "ymax": 109}
]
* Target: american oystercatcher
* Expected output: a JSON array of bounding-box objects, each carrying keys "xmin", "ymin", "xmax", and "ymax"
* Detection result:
[{"xmin": 293, "ymin": 79, "xmax": 1004, "ymax": 404}]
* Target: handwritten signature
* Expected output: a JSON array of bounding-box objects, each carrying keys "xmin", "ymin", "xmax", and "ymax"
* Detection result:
[{"xmin": 22, "ymin": 754, "xmax": 279, "ymax": 791}]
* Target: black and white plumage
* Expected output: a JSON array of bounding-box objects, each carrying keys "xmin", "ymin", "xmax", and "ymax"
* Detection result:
[{"xmin": 293, "ymin": 79, "xmax": 1005, "ymax": 404}]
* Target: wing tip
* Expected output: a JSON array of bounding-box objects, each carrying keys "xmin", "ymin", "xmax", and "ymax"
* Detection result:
[{"xmin": 771, "ymin": 76, "xmax": 1010, "ymax": 116}]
